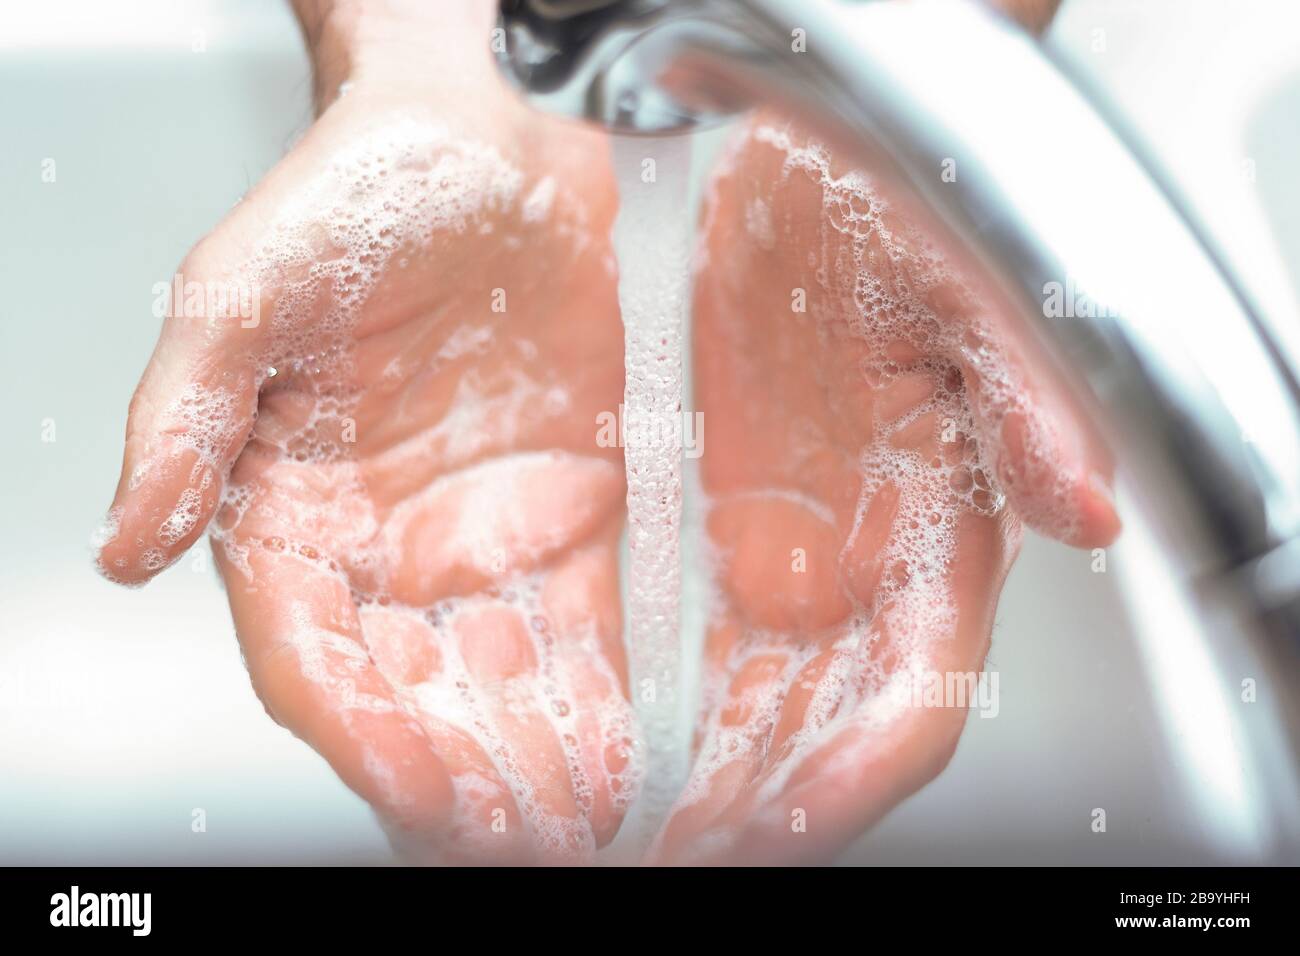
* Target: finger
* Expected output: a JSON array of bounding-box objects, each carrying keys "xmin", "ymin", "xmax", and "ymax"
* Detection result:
[
  {"xmin": 650, "ymin": 642, "xmax": 848, "ymax": 866},
  {"xmin": 357, "ymin": 602, "xmax": 534, "ymax": 865},
  {"xmin": 215, "ymin": 541, "xmax": 457, "ymax": 844},
  {"xmin": 874, "ymin": 173, "xmax": 1121, "ymax": 550},
  {"xmin": 958, "ymin": 334, "xmax": 1121, "ymax": 549},
  {"xmin": 364, "ymin": 543, "xmax": 634, "ymax": 865},
  {"xmin": 94, "ymin": 242, "xmax": 267, "ymax": 586},
  {"xmin": 452, "ymin": 603, "xmax": 600, "ymax": 863},
  {"xmin": 884, "ymin": 238, "xmax": 1120, "ymax": 550},
  {"xmin": 723, "ymin": 508, "xmax": 1016, "ymax": 865},
  {"xmin": 92, "ymin": 95, "xmax": 352, "ymax": 587},
  {"xmin": 649, "ymin": 640, "xmax": 795, "ymax": 864},
  {"xmin": 539, "ymin": 536, "xmax": 639, "ymax": 848}
]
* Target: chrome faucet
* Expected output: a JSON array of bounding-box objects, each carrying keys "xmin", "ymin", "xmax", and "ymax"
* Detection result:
[{"xmin": 495, "ymin": 0, "xmax": 1300, "ymax": 859}]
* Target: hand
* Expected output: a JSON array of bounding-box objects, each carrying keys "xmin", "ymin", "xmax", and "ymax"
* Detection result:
[
  {"xmin": 648, "ymin": 0, "xmax": 1095, "ymax": 868},
  {"xmin": 94, "ymin": 0, "xmax": 637, "ymax": 864},
  {"xmin": 648, "ymin": 109, "xmax": 1120, "ymax": 864}
]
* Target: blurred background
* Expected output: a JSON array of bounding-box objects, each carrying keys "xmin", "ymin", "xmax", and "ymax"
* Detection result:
[{"xmin": 1, "ymin": 0, "xmax": 1297, "ymax": 864}]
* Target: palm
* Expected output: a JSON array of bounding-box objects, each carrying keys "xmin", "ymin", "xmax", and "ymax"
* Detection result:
[{"xmin": 652, "ymin": 117, "xmax": 1113, "ymax": 864}]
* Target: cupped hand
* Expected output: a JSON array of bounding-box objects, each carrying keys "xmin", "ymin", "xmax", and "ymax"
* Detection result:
[
  {"xmin": 94, "ymin": 0, "xmax": 638, "ymax": 864},
  {"xmin": 649, "ymin": 112, "xmax": 1120, "ymax": 865}
]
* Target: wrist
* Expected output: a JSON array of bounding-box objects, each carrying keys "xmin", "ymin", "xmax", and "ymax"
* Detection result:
[{"xmin": 291, "ymin": 0, "xmax": 499, "ymax": 111}]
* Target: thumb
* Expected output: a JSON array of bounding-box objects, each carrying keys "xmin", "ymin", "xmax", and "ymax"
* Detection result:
[
  {"xmin": 94, "ymin": 243, "xmax": 268, "ymax": 586},
  {"xmin": 92, "ymin": 87, "xmax": 388, "ymax": 586},
  {"xmin": 958, "ymin": 331, "xmax": 1122, "ymax": 551}
]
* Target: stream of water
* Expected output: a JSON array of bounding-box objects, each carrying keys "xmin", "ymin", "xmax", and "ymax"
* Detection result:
[{"xmin": 611, "ymin": 134, "xmax": 695, "ymax": 837}]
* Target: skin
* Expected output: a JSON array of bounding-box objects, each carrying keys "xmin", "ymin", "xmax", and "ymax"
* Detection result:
[{"xmin": 96, "ymin": 0, "xmax": 1113, "ymax": 865}]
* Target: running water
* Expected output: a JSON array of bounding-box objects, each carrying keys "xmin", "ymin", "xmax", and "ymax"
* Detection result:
[{"xmin": 611, "ymin": 135, "xmax": 694, "ymax": 834}]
